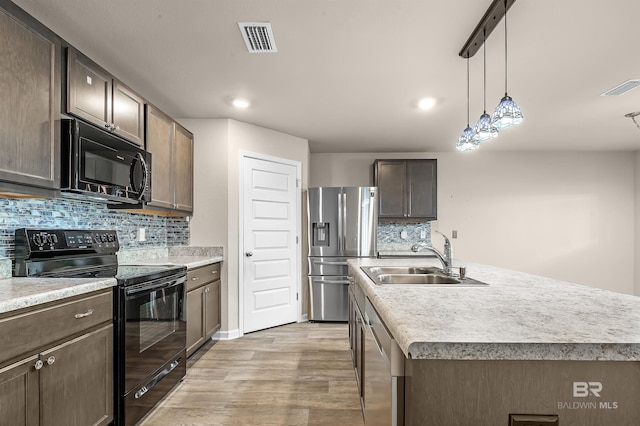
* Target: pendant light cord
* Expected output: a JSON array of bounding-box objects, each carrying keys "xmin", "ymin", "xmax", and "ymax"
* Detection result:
[
  {"xmin": 483, "ymin": 29, "xmax": 487, "ymax": 112},
  {"xmin": 466, "ymin": 56, "xmax": 470, "ymax": 126},
  {"xmin": 504, "ymin": 0, "xmax": 508, "ymax": 95}
]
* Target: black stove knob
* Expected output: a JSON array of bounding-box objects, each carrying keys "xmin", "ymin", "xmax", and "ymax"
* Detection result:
[
  {"xmin": 32, "ymin": 234, "xmax": 44, "ymax": 246},
  {"xmin": 107, "ymin": 233, "xmax": 116, "ymax": 242}
]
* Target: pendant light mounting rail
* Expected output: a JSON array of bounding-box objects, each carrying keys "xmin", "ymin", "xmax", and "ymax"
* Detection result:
[{"xmin": 459, "ymin": 0, "xmax": 516, "ymax": 58}]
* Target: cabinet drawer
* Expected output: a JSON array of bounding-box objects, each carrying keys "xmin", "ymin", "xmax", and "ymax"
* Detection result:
[
  {"xmin": 0, "ymin": 290, "xmax": 112, "ymax": 364},
  {"xmin": 186, "ymin": 263, "xmax": 221, "ymax": 292}
]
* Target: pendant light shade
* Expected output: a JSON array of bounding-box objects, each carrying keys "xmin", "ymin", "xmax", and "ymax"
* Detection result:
[
  {"xmin": 492, "ymin": 94, "xmax": 523, "ymax": 128},
  {"xmin": 491, "ymin": 0, "xmax": 522, "ymax": 129},
  {"xmin": 472, "ymin": 29, "xmax": 498, "ymax": 143},
  {"xmin": 457, "ymin": 56, "xmax": 479, "ymax": 151},
  {"xmin": 473, "ymin": 112, "xmax": 499, "ymax": 142},
  {"xmin": 456, "ymin": 125, "xmax": 478, "ymax": 151}
]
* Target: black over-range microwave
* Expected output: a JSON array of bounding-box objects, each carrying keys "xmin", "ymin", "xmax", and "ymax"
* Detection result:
[{"xmin": 61, "ymin": 118, "xmax": 151, "ymax": 204}]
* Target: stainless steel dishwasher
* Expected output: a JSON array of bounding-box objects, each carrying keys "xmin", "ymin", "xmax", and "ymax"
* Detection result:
[{"xmin": 364, "ymin": 297, "xmax": 405, "ymax": 426}]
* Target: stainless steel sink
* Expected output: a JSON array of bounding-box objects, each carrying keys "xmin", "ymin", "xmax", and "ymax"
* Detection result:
[
  {"xmin": 376, "ymin": 273, "xmax": 461, "ymax": 284},
  {"xmin": 365, "ymin": 266, "xmax": 442, "ymax": 275},
  {"xmin": 360, "ymin": 266, "xmax": 488, "ymax": 286}
]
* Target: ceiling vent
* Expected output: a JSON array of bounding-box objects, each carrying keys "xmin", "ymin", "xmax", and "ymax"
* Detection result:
[
  {"xmin": 238, "ymin": 22, "xmax": 277, "ymax": 53},
  {"xmin": 601, "ymin": 79, "xmax": 640, "ymax": 96}
]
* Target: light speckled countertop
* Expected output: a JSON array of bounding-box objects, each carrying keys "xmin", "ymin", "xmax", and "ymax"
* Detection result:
[
  {"xmin": 122, "ymin": 255, "xmax": 223, "ymax": 269},
  {"xmin": 349, "ymin": 257, "xmax": 640, "ymax": 361},
  {"xmin": 0, "ymin": 248, "xmax": 223, "ymax": 315},
  {"xmin": 0, "ymin": 277, "xmax": 117, "ymax": 314}
]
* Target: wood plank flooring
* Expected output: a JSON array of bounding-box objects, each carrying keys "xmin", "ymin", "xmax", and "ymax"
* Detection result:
[{"xmin": 139, "ymin": 322, "xmax": 364, "ymax": 426}]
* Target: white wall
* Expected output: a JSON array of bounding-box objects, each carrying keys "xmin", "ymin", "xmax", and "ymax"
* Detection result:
[
  {"xmin": 311, "ymin": 151, "xmax": 636, "ymax": 295},
  {"xmin": 184, "ymin": 118, "xmax": 310, "ymax": 335}
]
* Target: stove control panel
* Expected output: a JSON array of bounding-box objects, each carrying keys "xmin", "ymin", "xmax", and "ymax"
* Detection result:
[{"xmin": 15, "ymin": 228, "xmax": 119, "ymax": 256}]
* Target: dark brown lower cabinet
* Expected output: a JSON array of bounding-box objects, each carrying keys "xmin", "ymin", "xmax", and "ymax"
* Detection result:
[
  {"xmin": 186, "ymin": 263, "xmax": 222, "ymax": 358},
  {"xmin": 0, "ymin": 289, "xmax": 113, "ymax": 426}
]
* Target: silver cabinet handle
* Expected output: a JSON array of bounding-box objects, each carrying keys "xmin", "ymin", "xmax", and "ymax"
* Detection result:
[
  {"xmin": 245, "ymin": 252, "xmax": 253, "ymax": 257},
  {"xmin": 74, "ymin": 309, "xmax": 94, "ymax": 319},
  {"xmin": 46, "ymin": 356, "xmax": 55, "ymax": 365},
  {"xmin": 34, "ymin": 360, "xmax": 43, "ymax": 370},
  {"xmin": 191, "ymin": 276, "xmax": 199, "ymax": 281}
]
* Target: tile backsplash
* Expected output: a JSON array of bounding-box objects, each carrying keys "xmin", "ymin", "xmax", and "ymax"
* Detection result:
[
  {"xmin": 377, "ymin": 221, "xmax": 432, "ymax": 252},
  {"xmin": 0, "ymin": 198, "xmax": 189, "ymax": 260}
]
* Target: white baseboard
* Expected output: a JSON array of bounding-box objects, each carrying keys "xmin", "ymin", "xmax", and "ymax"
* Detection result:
[{"xmin": 212, "ymin": 329, "xmax": 241, "ymax": 341}]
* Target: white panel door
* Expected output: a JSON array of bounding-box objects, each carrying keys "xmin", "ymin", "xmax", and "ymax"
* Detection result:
[{"xmin": 242, "ymin": 156, "xmax": 299, "ymax": 333}]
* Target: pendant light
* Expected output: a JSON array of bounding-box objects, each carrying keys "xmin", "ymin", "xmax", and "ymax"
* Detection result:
[
  {"xmin": 491, "ymin": 0, "xmax": 523, "ymax": 129},
  {"xmin": 472, "ymin": 29, "xmax": 499, "ymax": 143},
  {"xmin": 456, "ymin": 56, "xmax": 478, "ymax": 151}
]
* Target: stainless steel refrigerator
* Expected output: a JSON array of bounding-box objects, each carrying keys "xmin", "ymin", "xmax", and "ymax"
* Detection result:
[{"xmin": 307, "ymin": 186, "xmax": 377, "ymax": 321}]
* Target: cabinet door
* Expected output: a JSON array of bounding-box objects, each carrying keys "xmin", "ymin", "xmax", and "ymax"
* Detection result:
[
  {"xmin": 0, "ymin": 354, "xmax": 39, "ymax": 426},
  {"xmin": 145, "ymin": 104, "xmax": 175, "ymax": 210},
  {"xmin": 186, "ymin": 287, "xmax": 205, "ymax": 358},
  {"xmin": 0, "ymin": 6, "xmax": 60, "ymax": 191},
  {"xmin": 67, "ymin": 48, "xmax": 112, "ymax": 130},
  {"xmin": 375, "ymin": 160, "xmax": 406, "ymax": 217},
  {"xmin": 407, "ymin": 160, "xmax": 437, "ymax": 219},
  {"xmin": 112, "ymin": 80, "xmax": 145, "ymax": 146},
  {"xmin": 204, "ymin": 281, "xmax": 221, "ymax": 340},
  {"xmin": 173, "ymin": 123, "xmax": 194, "ymax": 213},
  {"xmin": 39, "ymin": 324, "xmax": 113, "ymax": 426}
]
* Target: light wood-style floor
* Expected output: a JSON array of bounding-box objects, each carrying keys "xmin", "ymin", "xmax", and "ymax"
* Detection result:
[{"xmin": 139, "ymin": 322, "xmax": 364, "ymax": 426}]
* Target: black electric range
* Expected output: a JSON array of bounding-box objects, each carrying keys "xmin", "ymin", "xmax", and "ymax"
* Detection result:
[{"xmin": 13, "ymin": 228, "xmax": 187, "ymax": 426}]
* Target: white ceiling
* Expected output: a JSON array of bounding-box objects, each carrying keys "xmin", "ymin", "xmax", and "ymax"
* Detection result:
[{"xmin": 10, "ymin": 0, "xmax": 640, "ymax": 153}]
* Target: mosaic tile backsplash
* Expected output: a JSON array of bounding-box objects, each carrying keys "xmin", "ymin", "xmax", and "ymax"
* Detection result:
[
  {"xmin": 0, "ymin": 198, "xmax": 189, "ymax": 260},
  {"xmin": 377, "ymin": 221, "xmax": 432, "ymax": 252}
]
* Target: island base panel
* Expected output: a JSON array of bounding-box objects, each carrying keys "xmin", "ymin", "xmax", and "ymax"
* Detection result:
[{"xmin": 404, "ymin": 359, "xmax": 639, "ymax": 425}]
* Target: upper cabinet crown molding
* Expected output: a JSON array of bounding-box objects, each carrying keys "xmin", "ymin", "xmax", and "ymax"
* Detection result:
[{"xmin": 66, "ymin": 47, "xmax": 145, "ymax": 147}]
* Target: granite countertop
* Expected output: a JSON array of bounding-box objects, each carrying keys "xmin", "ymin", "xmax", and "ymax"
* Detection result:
[
  {"xmin": 122, "ymin": 255, "xmax": 223, "ymax": 269},
  {"xmin": 0, "ymin": 277, "xmax": 117, "ymax": 314},
  {"xmin": 349, "ymin": 257, "xmax": 640, "ymax": 361}
]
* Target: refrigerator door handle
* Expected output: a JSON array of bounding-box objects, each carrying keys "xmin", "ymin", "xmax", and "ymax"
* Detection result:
[
  {"xmin": 311, "ymin": 260, "xmax": 348, "ymax": 266},
  {"xmin": 337, "ymin": 191, "xmax": 343, "ymax": 252},
  {"xmin": 315, "ymin": 279, "xmax": 351, "ymax": 284},
  {"xmin": 341, "ymin": 192, "xmax": 347, "ymax": 252}
]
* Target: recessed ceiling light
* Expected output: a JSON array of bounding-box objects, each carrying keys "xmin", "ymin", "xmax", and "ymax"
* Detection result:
[
  {"xmin": 231, "ymin": 98, "xmax": 250, "ymax": 109},
  {"xmin": 417, "ymin": 97, "xmax": 437, "ymax": 110}
]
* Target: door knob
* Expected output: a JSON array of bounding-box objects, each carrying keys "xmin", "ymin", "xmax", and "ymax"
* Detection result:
[{"xmin": 245, "ymin": 252, "xmax": 253, "ymax": 257}]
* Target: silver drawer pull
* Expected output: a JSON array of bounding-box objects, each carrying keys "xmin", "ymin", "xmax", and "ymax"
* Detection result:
[
  {"xmin": 191, "ymin": 276, "xmax": 200, "ymax": 281},
  {"xmin": 46, "ymin": 356, "xmax": 55, "ymax": 365},
  {"xmin": 74, "ymin": 309, "xmax": 94, "ymax": 319},
  {"xmin": 34, "ymin": 360, "xmax": 43, "ymax": 370}
]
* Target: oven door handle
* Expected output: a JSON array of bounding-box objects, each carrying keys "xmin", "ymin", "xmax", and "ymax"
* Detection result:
[
  {"xmin": 125, "ymin": 275, "xmax": 186, "ymax": 296},
  {"xmin": 134, "ymin": 357, "xmax": 182, "ymax": 399}
]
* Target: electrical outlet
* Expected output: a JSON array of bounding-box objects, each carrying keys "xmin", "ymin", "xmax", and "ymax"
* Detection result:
[
  {"xmin": 420, "ymin": 230, "xmax": 426, "ymax": 239},
  {"xmin": 452, "ymin": 230, "xmax": 458, "ymax": 239},
  {"xmin": 509, "ymin": 414, "xmax": 559, "ymax": 426},
  {"xmin": 400, "ymin": 230, "xmax": 408, "ymax": 240},
  {"xmin": 137, "ymin": 228, "xmax": 146, "ymax": 242}
]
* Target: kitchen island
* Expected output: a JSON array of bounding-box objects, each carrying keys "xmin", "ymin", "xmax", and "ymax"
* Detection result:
[{"xmin": 348, "ymin": 257, "xmax": 640, "ymax": 426}]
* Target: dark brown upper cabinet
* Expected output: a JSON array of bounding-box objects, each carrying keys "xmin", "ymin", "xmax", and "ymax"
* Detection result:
[
  {"xmin": 373, "ymin": 159, "xmax": 437, "ymax": 220},
  {"xmin": 145, "ymin": 104, "xmax": 194, "ymax": 214},
  {"xmin": 0, "ymin": 1, "xmax": 61, "ymax": 196},
  {"xmin": 67, "ymin": 48, "xmax": 145, "ymax": 146}
]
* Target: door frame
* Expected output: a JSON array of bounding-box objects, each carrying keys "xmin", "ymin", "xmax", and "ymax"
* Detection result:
[{"xmin": 238, "ymin": 151, "xmax": 302, "ymax": 336}]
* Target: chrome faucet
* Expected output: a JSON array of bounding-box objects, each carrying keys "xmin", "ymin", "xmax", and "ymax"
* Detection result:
[{"xmin": 411, "ymin": 230, "xmax": 453, "ymax": 274}]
